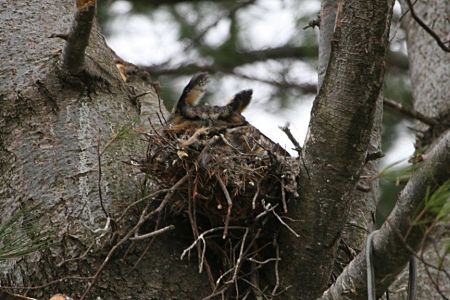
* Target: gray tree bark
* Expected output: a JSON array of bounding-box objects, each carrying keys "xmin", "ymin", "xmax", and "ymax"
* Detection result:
[
  {"xmin": 280, "ymin": 0, "xmax": 393, "ymax": 298},
  {"xmin": 0, "ymin": 1, "xmax": 208, "ymax": 299},
  {"xmin": 317, "ymin": 0, "xmax": 382, "ymax": 281},
  {"xmin": 388, "ymin": 1, "xmax": 450, "ymax": 298}
]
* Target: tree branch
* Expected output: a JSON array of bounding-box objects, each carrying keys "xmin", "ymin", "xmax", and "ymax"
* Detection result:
[
  {"xmin": 118, "ymin": 0, "xmax": 232, "ymax": 7},
  {"xmin": 404, "ymin": 0, "xmax": 450, "ymax": 52},
  {"xmin": 321, "ymin": 131, "xmax": 450, "ymax": 299},
  {"xmin": 62, "ymin": 0, "xmax": 96, "ymax": 74},
  {"xmin": 384, "ymin": 98, "xmax": 438, "ymax": 126},
  {"xmin": 142, "ymin": 45, "xmax": 317, "ymax": 75},
  {"xmin": 279, "ymin": 0, "xmax": 394, "ymax": 298}
]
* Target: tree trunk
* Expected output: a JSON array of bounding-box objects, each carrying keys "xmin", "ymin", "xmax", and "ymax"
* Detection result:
[
  {"xmin": 0, "ymin": 1, "xmax": 208, "ymax": 299},
  {"xmin": 388, "ymin": 1, "xmax": 450, "ymax": 298}
]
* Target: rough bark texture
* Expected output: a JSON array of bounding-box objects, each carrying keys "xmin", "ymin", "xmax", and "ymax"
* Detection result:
[
  {"xmin": 280, "ymin": 0, "xmax": 393, "ymax": 298},
  {"xmin": 0, "ymin": 1, "xmax": 208, "ymax": 299},
  {"xmin": 387, "ymin": 1, "xmax": 450, "ymax": 298},
  {"xmin": 317, "ymin": 0, "xmax": 381, "ymax": 280},
  {"xmin": 321, "ymin": 131, "xmax": 450, "ymax": 299}
]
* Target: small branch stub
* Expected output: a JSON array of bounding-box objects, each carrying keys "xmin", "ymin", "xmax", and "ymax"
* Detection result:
[{"xmin": 62, "ymin": 0, "xmax": 96, "ymax": 74}]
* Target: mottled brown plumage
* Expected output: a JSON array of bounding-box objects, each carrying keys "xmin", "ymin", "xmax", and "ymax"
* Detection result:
[{"xmin": 166, "ymin": 73, "xmax": 289, "ymax": 157}]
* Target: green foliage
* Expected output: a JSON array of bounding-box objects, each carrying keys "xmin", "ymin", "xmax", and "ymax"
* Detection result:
[
  {"xmin": 424, "ymin": 180, "xmax": 450, "ymax": 221},
  {"xmin": 379, "ymin": 160, "xmax": 416, "ymax": 184},
  {"xmin": 0, "ymin": 203, "xmax": 53, "ymax": 260},
  {"xmin": 377, "ymin": 160, "xmax": 416, "ymax": 224}
]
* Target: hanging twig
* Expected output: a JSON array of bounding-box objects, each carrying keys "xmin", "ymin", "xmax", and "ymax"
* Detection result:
[
  {"xmin": 216, "ymin": 175, "xmax": 233, "ymax": 239},
  {"xmin": 281, "ymin": 178, "xmax": 287, "ymax": 213},
  {"xmin": 80, "ymin": 175, "xmax": 187, "ymax": 300},
  {"xmin": 271, "ymin": 236, "xmax": 281, "ymax": 296},
  {"xmin": 228, "ymin": 228, "xmax": 249, "ymax": 284}
]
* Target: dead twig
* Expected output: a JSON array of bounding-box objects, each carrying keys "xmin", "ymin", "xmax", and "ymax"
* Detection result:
[
  {"xmin": 62, "ymin": 0, "xmax": 96, "ymax": 74},
  {"xmin": 251, "ymin": 180, "xmax": 260, "ymax": 210},
  {"xmin": 271, "ymin": 236, "xmax": 281, "ymax": 296},
  {"xmin": 129, "ymin": 224, "xmax": 175, "ymax": 241},
  {"xmin": 181, "ymin": 226, "xmax": 247, "ymax": 260},
  {"xmin": 80, "ymin": 175, "xmax": 187, "ymax": 300},
  {"xmin": 281, "ymin": 177, "xmax": 287, "ymax": 213},
  {"xmin": 272, "ymin": 210, "xmax": 300, "ymax": 238},
  {"xmin": 384, "ymin": 98, "xmax": 438, "ymax": 126},
  {"xmin": 227, "ymin": 228, "xmax": 249, "ymax": 284},
  {"xmin": 280, "ymin": 123, "xmax": 302, "ymax": 154},
  {"xmin": 216, "ymin": 175, "xmax": 233, "ymax": 239}
]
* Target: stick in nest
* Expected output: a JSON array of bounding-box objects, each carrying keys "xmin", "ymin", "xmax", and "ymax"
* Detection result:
[{"xmin": 216, "ymin": 175, "xmax": 233, "ymax": 239}]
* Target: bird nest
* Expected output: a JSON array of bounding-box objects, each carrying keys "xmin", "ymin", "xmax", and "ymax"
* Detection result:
[{"xmin": 138, "ymin": 121, "xmax": 299, "ymax": 298}]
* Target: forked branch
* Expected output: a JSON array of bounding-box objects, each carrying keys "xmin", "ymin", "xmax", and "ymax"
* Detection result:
[{"xmin": 321, "ymin": 131, "xmax": 450, "ymax": 299}]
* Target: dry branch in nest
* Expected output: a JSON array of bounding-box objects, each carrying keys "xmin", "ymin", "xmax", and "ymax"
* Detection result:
[{"xmin": 139, "ymin": 118, "xmax": 299, "ymax": 298}]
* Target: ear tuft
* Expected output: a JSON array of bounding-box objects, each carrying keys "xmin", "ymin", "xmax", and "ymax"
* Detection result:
[
  {"xmin": 175, "ymin": 72, "xmax": 210, "ymax": 111},
  {"xmin": 229, "ymin": 89, "xmax": 252, "ymax": 113}
]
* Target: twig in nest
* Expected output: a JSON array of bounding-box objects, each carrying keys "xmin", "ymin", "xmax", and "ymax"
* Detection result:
[
  {"xmin": 272, "ymin": 210, "xmax": 300, "ymax": 238},
  {"xmin": 251, "ymin": 180, "xmax": 260, "ymax": 210},
  {"xmin": 281, "ymin": 177, "xmax": 287, "ymax": 213},
  {"xmin": 179, "ymin": 127, "xmax": 209, "ymax": 147},
  {"xmin": 129, "ymin": 225, "xmax": 175, "ymax": 241},
  {"xmin": 80, "ymin": 175, "xmax": 187, "ymax": 300},
  {"xmin": 227, "ymin": 228, "xmax": 249, "ymax": 284},
  {"xmin": 248, "ymin": 257, "xmax": 281, "ymax": 265},
  {"xmin": 279, "ymin": 123, "xmax": 302, "ymax": 154},
  {"xmin": 185, "ymin": 174, "xmax": 216, "ymax": 288},
  {"xmin": 271, "ymin": 236, "xmax": 281, "ymax": 296},
  {"xmin": 153, "ymin": 81, "xmax": 168, "ymax": 124},
  {"xmin": 216, "ymin": 175, "xmax": 233, "ymax": 239},
  {"xmin": 220, "ymin": 133, "xmax": 244, "ymax": 154},
  {"xmin": 181, "ymin": 226, "xmax": 247, "ymax": 260},
  {"xmin": 116, "ymin": 188, "xmax": 167, "ymax": 223},
  {"xmin": 215, "ymin": 267, "xmax": 235, "ymax": 286},
  {"xmin": 255, "ymin": 202, "xmax": 279, "ymax": 220},
  {"xmin": 151, "ymin": 175, "xmax": 188, "ymax": 215}
]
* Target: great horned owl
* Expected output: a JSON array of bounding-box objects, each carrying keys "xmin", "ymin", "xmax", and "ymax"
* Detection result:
[{"xmin": 166, "ymin": 73, "xmax": 289, "ymax": 157}]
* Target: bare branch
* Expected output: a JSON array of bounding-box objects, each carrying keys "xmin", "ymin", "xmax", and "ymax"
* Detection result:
[
  {"xmin": 384, "ymin": 98, "xmax": 438, "ymax": 126},
  {"xmin": 130, "ymin": 225, "xmax": 175, "ymax": 241},
  {"xmin": 321, "ymin": 131, "xmax": 450, "ymax": 299},
  {"xmin": 404, "ymin": 0, "xmax": 450, "ymax": 52},
  {"xmin": 62, "ymin": 0, "xmax": 96, "ymax": 74},
  {"xmin": 143, "ymin": 45, "xmax": 316, "ymax": 76}
]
